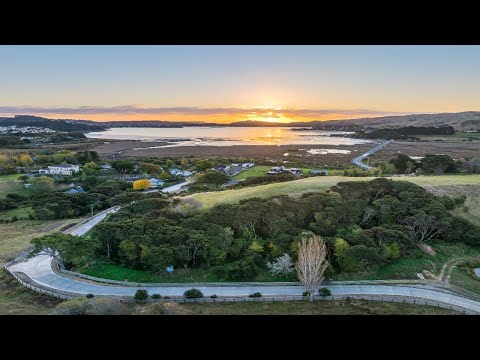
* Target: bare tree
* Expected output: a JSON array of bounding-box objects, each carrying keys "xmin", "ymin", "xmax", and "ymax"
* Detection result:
[{"xmin": 295, "ymin": 234, "xmax": 329, "ymax": 302}]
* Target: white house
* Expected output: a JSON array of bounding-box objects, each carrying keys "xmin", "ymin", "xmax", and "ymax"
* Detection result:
[
  {"xmin": 40, "ymin": 164, "xmax": 80, "ymax": 176},
  {"xmin": 242, "ymin": 162, "xmax": 255, "ymax": 168},
  {"xmin": 170, "ymin": 168, "xmax": 193, "ymax": 177},
  {"xmin": 149, "ymin": 178, "xmax": 165, "ymax": 188}
]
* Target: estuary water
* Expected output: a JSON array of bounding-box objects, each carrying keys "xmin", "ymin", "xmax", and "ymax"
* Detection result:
[{"xmin": 86, "ymin": 126, "xmax": 373, "ymax": 147}]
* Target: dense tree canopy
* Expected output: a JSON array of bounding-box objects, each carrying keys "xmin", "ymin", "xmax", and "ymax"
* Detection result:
[{"xmin": 64, "ymin": 178, "xmax": 480, "ymax": 280}]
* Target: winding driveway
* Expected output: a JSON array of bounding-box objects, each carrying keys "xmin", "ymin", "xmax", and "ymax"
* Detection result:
[{"xmin": 351, "ymin": 140, "xmax": 392, "ymax": 169}]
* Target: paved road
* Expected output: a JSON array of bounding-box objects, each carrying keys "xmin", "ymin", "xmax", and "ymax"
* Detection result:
[
  {"xmin": 351, "ymin": 140, "xmax": 392, "ymax": 169},
  {"xmin": 66, "ymin": 206, "xmax": 120, "ymax": 236},
  {"xmin": 7, "ymin": 254, "xmax": 480, "ymax": 312}
]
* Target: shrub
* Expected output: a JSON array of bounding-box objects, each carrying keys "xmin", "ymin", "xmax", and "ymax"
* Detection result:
[
  {"xmin": 86, "ymin": 293, "xmax": 94, "ymax": 298},
  {"xmin": 249, "ymin": 292, "xmax": 262, "ymax": 298},
  {"xmin": 302, "ymin": 291, "xmax": 311, "ymax": 297},
  {"xmin": 134, "ymin": 289, "xmax": 149, "ymax": 301},
  {"xmin": 151, "ymin": 294, "xmax": 162, "ymax": 299},
  {"xmin": 54, "ymin": 298, "xmax": 91, "ymax": 315},
  {"xmin": 210, "ymin": 294, "xmax": 217, "ymax": 298},
  {"xmin": 164, "ymin": 296, "xmax": 170, "ymax": 299},
  {"xmin": 318, "ymin": 287, "xmax": 332, "ymax": 297},
  {"xmin": 211, "ymin": 257, "xmax": 258, "ymax": 281},
  {"xmin": 184, "ymin": 288, "xmax": 203, "ymax": 299}
]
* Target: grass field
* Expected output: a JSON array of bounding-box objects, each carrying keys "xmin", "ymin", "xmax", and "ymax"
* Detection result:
[
  {"xmin": 417, "ymin": 132, "xmax": 480, "ymax": 142},
  {"xmin": 0, "ymin": 179, "xmax": 27, "ymax": 198},
  {"xmin": 182, "ymin": 299, "xmax": 457, "ymax": 315},
  {"xmin": 334, "ymin": 242, "xmax": 480, "ymax": 281},
  {"xmin": 0, "ymin": 174, "xmax": 22, "ymax": 181},
  {"xmin": 0, "ymin": 270, "xmax": 61, "ymax": 315},
  {"xmin": 0, "ymin": 207, "xmax": 33, "ymax": 221},
  {"xmin": 79, "ymin": 263, "xmax": 277, "ymax": 283},
  {"xmin": 0, "ymin": 218, "xmax": 82, "ymax": 260},
  {"xmin": 232, "ymin": 166, "xmax": 271, "ymax": 180},
  {"xmin": 188, "ymin": 175, "xmax": 480, "ymax": 209},
  {"xmin": 232, "ymin": 166, "xmax": 322, "ymax": 180},
  {"xmin": 424, "ymin": 185, "xmax": 480, "ymax": 227},
  {"xmin": 450, "ymin": 267, "xmax": 480, "ymax": 295}
]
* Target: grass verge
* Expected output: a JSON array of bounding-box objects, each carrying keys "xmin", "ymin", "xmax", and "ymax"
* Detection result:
[
  {"xmin": 0, "ymin": 270, "xmax": 61, "ymax": 315},
  {"xmin": 182, "ymin": 299, "xmax": 457, "ymax": 315},
  {"xmin": 0, "ymin": 218, "xmax": 82, "ymax": 259}
]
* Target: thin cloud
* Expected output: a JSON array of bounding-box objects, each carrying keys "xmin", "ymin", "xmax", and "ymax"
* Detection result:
[{"xmin": 0, "ymin": 105, "xmax": 405, "ymax": 118}]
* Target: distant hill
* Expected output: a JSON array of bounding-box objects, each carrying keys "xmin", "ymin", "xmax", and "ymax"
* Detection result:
[
  {"xmin": 0, "ymin": 115, "xmax": 106, "ymax": 132},
  {"xmin": 3, "ymin": 111, "xmax": 480, "ymax": 131},
  {"xmin": 314, "ymin": 111, "xmax": 480, "ymax": 131},
  {"xmin": 229, "ymin": 112, "xmax": 480, "ymax": 130}
]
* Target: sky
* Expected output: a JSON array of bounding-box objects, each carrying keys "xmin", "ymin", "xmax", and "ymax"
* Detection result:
[{"xmin": 1, "ymin": 45, "xmax": 480, "ymax": 123}]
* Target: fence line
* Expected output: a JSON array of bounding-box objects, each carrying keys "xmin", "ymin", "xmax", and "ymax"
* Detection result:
[
  {"xmin": 119, "ymin": 294, "xmax": 476, "ymax": 314},
  {"xmin": 3, "ymin": 264, "xmax": 73, "ymax": 300},
  {"xmin": 2, "ymin": 261, "xmax": 478, "ymax": 314}
]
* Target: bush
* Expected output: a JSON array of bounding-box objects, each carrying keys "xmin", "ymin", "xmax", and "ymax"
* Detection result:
[
  {"xmin": 184, "ymin": 288, "xmax": 203, "ymax": 299},
  {"xmin": 86, "ymin": 293, "xmax": 94, "ymax": 298},
  {"xmin": 134, "ymin": 289, "xmax": 149, "ymax": 301},
  {"xmin": 302, "ymin": 291, "xmax": 311, "ymax": 297},
  {"xmin": 249, "ymin": 292, "xmax": 262, "ymax": 298},
  {"xmin": 164, "ymin": 296, "xmax": 170, "ymax": 299},
  {"xmin": 54, "ymin": 298, "xmax": 91, "ymax": 315},
  {"xmin": 318, "ymin": 287, "xmax": 332, "ymax": 297},
  {"xmin": 211, "ymin": 257, "xmax": 258, "ymax": 281},
  {"xmin": 210, "ymin": 294, "xmax": 217, "ymax": 298},
  {"xmin": 151, "ymin": 294, "xmax": 162, "ymax": 299}
]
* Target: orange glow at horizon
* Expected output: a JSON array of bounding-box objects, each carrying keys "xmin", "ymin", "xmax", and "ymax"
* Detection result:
[{"xmin": 9, "ymin": 107, "xmax": 397, "ymax": 123}]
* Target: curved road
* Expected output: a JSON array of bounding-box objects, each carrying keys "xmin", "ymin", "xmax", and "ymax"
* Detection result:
[
  {"xmin": 7, "ymin": 254, "xmax": 480, "ymax": 313},
  {"xmin": 351, "ymin": 140, "xmax": 392, "ymax": 170}
]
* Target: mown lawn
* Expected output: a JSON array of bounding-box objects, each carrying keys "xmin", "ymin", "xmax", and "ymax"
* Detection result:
[
  {"xmin": 79, "ymin": 263, "xmax": 278, "ymax": 283},
  {"xmin": 0, "ymin": 270, "xmax": 61, "ymax": 315},
  {"xmin": 182, "ymin": 299, "xmax": 457, "ymax": 315},
  {"xmin": 0, "ymin": 174, "xmax": 22, "ymax": 181},
  {"xmin": 232, "ymin": 166, "xmax": 271, "ymax": 180},
  {"xmin": 189, "ymin": 175, "xmax": 480, "ymax": 209},
  {"xmin": 232, "ymin": 165, "xmax": 337, "ymax": 180}
]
